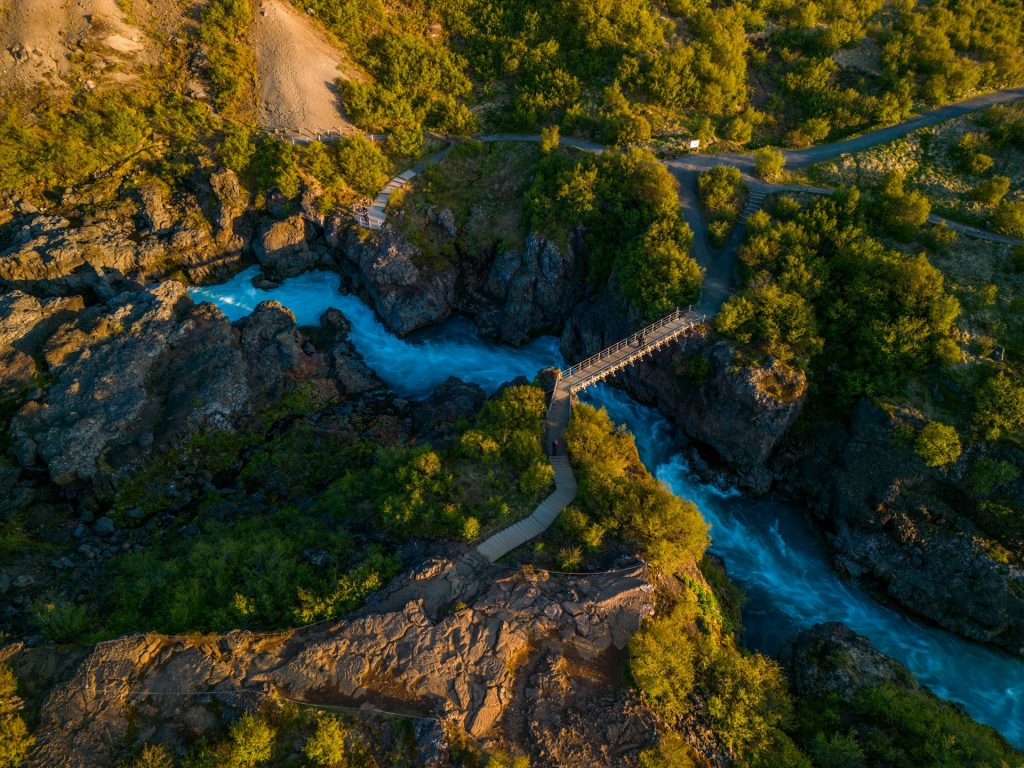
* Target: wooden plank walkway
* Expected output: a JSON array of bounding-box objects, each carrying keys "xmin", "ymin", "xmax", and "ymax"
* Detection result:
[
  {"xmin": 561, "ymin": 308, "xmax": 705, "ymax": 393},
  {"xmin": 476, "ymin": 382, "xmax": 574, "ymax": 562},
  {"xmin": 475, "ymin": 308, "xmax": 704, "ymax": 562}
]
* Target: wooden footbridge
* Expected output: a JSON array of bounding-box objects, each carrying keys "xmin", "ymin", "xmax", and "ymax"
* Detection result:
[{"xmin": 476, "ymin": 308, "xmax": 705, "ymax": 562}]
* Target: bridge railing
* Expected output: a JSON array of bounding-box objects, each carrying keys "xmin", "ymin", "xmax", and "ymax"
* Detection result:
[{"xmin": 560, "ymin": 307, "xmax": 703, "ymax": 380}]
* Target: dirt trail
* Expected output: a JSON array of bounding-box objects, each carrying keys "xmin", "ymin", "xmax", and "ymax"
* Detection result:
[
  {"xmin": 0, "ymin": 0, "xmax": 148, "ymax": 93},
  {"xmin": 252, "ymin": 0, "xmax": 361, "ymax": 138}
]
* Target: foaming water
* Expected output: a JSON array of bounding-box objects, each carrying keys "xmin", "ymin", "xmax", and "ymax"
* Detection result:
[
  {"xmin": 192, "ymin": 270, "xmax": 1024, "ymax": 747},
  {"xmin": 189, "ymin": 267, "xmax": 562, "ymax": 399},
  {"xmin": 587, "ymin": 384, "xmax": 1024, "ymax": 748}
]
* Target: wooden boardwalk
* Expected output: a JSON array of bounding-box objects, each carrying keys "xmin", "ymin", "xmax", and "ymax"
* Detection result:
[{"xmin": 475, "ymin": 308, "xmax": 704, "ymax": 562}]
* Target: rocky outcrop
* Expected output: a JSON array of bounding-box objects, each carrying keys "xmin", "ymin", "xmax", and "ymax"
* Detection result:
[
  {"xmin": 253, "ymin": 215, "xmax": 324, "ymax": 278},
  {"xmin": 13, "ymin": 557, "xmax": 657, "ymax": 768},
  {"xmin": 783, "ymin": 622, "xmax": 917, "ymax": 700},
  {"xmin": 0, "ymin": 291, "xmax": 83, "ymax": 392},
  {"xmin": 8, "ymin": 284, "xmax": 380, "ymax": 496},
  {"xmin": 317, "ymin": 308, "xmax": 381, "ymax": 396},
  {"xmin": 562, "ymin": 287, "xmax": 806, "ymax": 492},
  {"xmin": 0, "ymin": 169, "xmax": 258, "ymax": 297},
  {"xmin": 11, "ymin": 282, "xmax": 252, "ymax": 488},
  {"xmin": 412, "ymin": 376, "xmax": 486, "ymax": 441},
  {"xmin": 341, "ymin": 227, "xmax": 458, "ymax": 336},
  {"xmin": 207, "ymin": 168, "xmax": 249, "ymax": 249},
  {"xmin": 340, "ymin": 225, "xmax": 584, "ymax": 344},
  {"xmin": 788, "ymin": 401, "xmax": 1024, "ymax": 656},
  {"xmin": 474, "ymin": 231, "xmax": 585, "ymax": 346}
]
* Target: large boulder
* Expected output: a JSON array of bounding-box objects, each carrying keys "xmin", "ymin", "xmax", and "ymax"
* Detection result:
[
  {"xmin": 236, "ymin": 300, "xmax": 321, "ymax": 401},
  {"xmin": 783, "ymin": 622, "xmax": 917, "ymax": 700},
  {"xmin": 317, "ymin": 308, "xmax": 382, "ymax": 396},
  {"xmin": 253, "ymin": 215, "xmax": 322, "ymax": 278},
  {"xmin": 341, "ymin": 227, "xmax": 457, "ymax": 336},
  {"xmin": 412, "ymin": 376, "xmax": 486, "ymax": 440}
]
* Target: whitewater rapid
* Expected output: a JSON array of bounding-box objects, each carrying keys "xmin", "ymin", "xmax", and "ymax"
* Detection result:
[{"xmin": 191, "ymin": 267, "xmax": 1024, "ymax": 747}]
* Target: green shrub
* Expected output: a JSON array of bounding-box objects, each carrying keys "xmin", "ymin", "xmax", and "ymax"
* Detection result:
[
  {"xmin": 992, "ymin": 200, "xmax": 1024, "ymax": 237},
  {"xmin": 199, "ymin": 0, "xmax": 256, "ymax": 118},
  {"xmin": 31, "ymin": 595, "xmax": 90, "ymax": 643},
  {"xmin": 976, "ymin": 372, "xmax": 1024, "ymax": 441},
  {"xmin": 529, "ymin": 147, "xmax": 702, "ymax": 317},
  {"xmin": 637, "ymin": 732, "xmax": 699, "ymax": 768},
  {"xmin": 698, "ymin": 165, "xmax": 746, "ymax": 246},
  {"xmin": 971, "ymin": 175, "xmax": 1010, "ymax": 206},
  {"xmin": 335, "ymin": 136, "xmax": 391, "ymax": 195},
  {"xmin": 721, "ymin": 190, "xmax": 960, "ymax": 412},
  {"xmin": 700, "ymin": 642, "xmax": 793, "ymax": 758},
  {"xmin": 0, "ymin": 716, "xmax": 33, "ymax": 768},
  {"xmin": 852, "ymin": 684, "xmax": 1020, "ymax": 767},
  {"xmin": 0, "ymin": 666, "xmax": 33, "ymax": 768},
  {"xmin": 303, "ymin": 716, "xmax": 371, "ymax": 767},
  {"xmin": 629, "ymin": 602, "xmax": 699, "ymax": 721},
  {"xmin": 485, "ymin": 752, "xmax": 530, "ymax": 768},
  {"xmin": 565, "ymin": 403, "xmax": 709, "ymax": 573},
  {"xmin": 969, "ymin": 458, "xmax": 1020, "ymax": 497},
  {"xmin": 878, "ymin": 172, "xmax": 931, "ymax": 241},
  {"xmin": 540, "ymin": 125, "xmax": 560, "ymax": 153},
  {"xmin": 914, "ymin": 422, "xmax": 962, "ymax": 467},
  {"xmin": 809, "ymin": 732, "xmax": 865, "ymax": 768},
  {"xmin": 130, "ymin": 745, "xmax": 175, "ymax": 768},
  {"xmin": 754, "ymin": 148, "xmax": 785, "ymax": 182},
  {"xmin": 228, "ymin": 714, "xmax": 275, "ymax": 768}
]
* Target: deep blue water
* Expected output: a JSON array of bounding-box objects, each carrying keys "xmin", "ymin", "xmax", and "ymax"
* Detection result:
[{"xmin": 190, "ymin": 268, "xmax": 1024, "ymax": 747}]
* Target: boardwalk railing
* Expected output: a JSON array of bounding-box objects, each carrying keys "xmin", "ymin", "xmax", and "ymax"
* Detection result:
[{"xmin": 560, "ymin": 307, "xmax": 704, "ymax": 381}]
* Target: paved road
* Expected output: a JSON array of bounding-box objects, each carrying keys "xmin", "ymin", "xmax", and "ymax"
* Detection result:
[{"xmin": 784, "ymin": 87, "xmax": 1024, "ymax": 168}]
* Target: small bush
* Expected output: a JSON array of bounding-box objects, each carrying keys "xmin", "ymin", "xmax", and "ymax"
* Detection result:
[
  {"xmin": 971, "ymin": 175, "xmax": 1010, "ymax": 206},
  {"xmin": 131, "ymin": 744, "xmax": 175, "ymax": 768},
  {"xmin": 540, "ymin": 125, "xmax": 560, "ymax": 153},
  {"xmin": 914, "ymin": 422, "xmax": 962, "ymax": 467},
  {"xmin": 754, "ymin": 148, "xmax": 785, "ymax": 182},
  {"xmin": 976, "ymin": 372, "xmax": 1024, "ymax": 441},
  {"xmin": 992, "ymin": 200, "xmax": 1024, "ymax": 237},
  {"xmin": 228, "ymin": 714, "xmax": 275, "ymax": 768},
  {"xmin": 0, "ymin": 665, "xmax": 33, "ymax": 768},
  {"xmin": 303, "ymin": 716, "xmax": 370, "ymax": 767},
  {"xmin": 878, "ymin": 172, "xmax": 930, "ymax": 241},
  {"xmin": 31, "ymin": 595, "xmax": 90, "ymax": 643}
]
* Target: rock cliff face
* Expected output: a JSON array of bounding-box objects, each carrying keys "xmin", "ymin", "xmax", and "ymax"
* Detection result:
[
  {"xmin": 785, "ymin": 401, "xmax": 1024, "ymax": 657},
  {"xmin": 8, "ymin": 283, "xmax": 379, "ymax": 498},
  {"xmin": 340, "ymin": 221, "xmax": 583, "ymax": 344},
  {"xmin": 343, "ymin": 223, "xmax": 801, "ymax": 490},
  {"xmin": 0, "ymin": 169, "xmax": 253, "ymax": 298},
  {"xmin": 10, "ymin": 556, "xmax": 658, "ymax": 768},
  {"xmin": 562, "ymin": 286, "xmax": 807, "ymax": 493},
  {"xmin": 783, "ymin": 622, "xmax": 919, "ymax": 700}
]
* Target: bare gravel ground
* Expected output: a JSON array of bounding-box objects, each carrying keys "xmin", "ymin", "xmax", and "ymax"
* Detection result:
[
  {"xmin": 0, "ymin": 0, "xmax": 149, "ymax": 94},
  {"xmin": 252, "ymin": 0, "xmax": 362, "ymax": 138}
]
